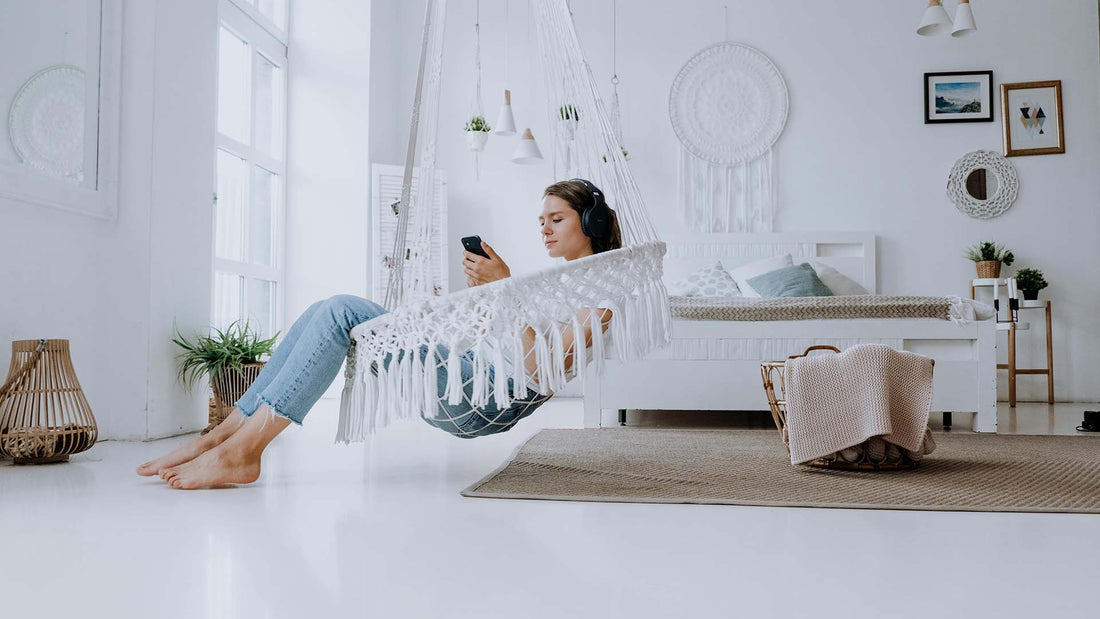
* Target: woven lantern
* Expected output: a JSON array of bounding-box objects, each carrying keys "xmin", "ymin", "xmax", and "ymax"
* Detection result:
[{"xmin": 0, "ymin": 339, "xmax": 98, "ymax": 464}]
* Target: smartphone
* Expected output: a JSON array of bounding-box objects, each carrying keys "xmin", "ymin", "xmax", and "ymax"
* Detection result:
[{"xmin": 461, "ymin": 235, "xmax": 491, "ymax": 259}]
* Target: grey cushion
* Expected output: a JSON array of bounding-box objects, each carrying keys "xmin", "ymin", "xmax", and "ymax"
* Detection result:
[
  {"xmin": 746, "ymin": 263, "xmax": 834, "ymax": 298},
  {"xmin": 667, "ymin": 261, "xmax": 741, "ymax": 297}
]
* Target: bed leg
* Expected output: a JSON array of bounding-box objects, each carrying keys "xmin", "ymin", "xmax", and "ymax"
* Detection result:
[
  {"xmin": 618, "ymin": 409, "xmax": 626, "ymax": 426},
  {"xmin": 943, "ymin": 411, "xmax": 952, "ymax": 432}
]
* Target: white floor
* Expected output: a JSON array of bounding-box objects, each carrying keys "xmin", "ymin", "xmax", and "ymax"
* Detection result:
[{"xmin": 2, "ymin": 399, "xmax": 1098, "ymax": 619}]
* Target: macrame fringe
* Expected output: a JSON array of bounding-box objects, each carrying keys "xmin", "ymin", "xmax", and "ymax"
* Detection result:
[
  {"xmin": 335, "ymin": 243, "xmax": 671, "ymax": 443},
  {"xmin": 679, "ymin": 145, "xmax": 778, "ymax": 233}
]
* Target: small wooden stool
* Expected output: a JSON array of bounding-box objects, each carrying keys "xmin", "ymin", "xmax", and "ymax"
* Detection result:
[{"xmin": 970, "ymin": 280, "xmax": 1054, "ymax": 407}]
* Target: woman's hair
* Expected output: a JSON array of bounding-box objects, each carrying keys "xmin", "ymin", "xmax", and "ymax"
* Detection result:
[{"xmin": 542, "ymin": 180, "xmax": 623, "ymax": 254}]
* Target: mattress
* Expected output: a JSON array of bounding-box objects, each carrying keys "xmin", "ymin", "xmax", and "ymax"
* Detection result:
[{"xmin": 668, "ymin": 295, "xmax": 988, "ymax": 323}]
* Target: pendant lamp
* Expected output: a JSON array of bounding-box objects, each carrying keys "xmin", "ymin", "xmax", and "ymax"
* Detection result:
[
  {"xmin": 916, "ymin": 0, "xmax": 952, "ymax": 36},
  {"xmin": 512, "ymin": 128, "xmax": 543, "ymax": 164},
  {"xmin": 951, "ymin": 0, "xmax": 976, "ymax": 37},
  {"xmin": 494, "ymin": 89, "xmax": 517, "ymax": 136}
]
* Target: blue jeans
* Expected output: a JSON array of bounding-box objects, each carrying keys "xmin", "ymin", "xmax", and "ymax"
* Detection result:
[{"xmin": 235, "ymin": 295, "xmax": 550, "ymax": 438}]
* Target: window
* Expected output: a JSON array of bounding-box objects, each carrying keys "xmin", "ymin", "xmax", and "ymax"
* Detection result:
[{"xmin": 213, "ymin": 0, "xmax": 287, "ymax": 339}]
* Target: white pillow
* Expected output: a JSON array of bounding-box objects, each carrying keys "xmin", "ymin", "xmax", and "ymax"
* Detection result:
[
  {"xmin": 667, "ymin": 261, "xmax": 741, "ymax": 297},
  {"xmin": 726, "ymin": 254, "xmax": 794, "ymax": 298},
  {"xmin": 808, "ymin": 261, "xmax": 869, "ymax": 295}
]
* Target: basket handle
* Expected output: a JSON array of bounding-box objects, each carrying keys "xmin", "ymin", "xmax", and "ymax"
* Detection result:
[
  {"xmin": 0, "ymin": 339, "xmax": 47, "ymax": 402},
  {"xmin": 786, "ymin": 345, "xmax": 840, "ymax": 360}
]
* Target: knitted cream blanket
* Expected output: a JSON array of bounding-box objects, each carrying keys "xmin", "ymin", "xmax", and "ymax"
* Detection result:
[{"xmin": 783, "ymin": 344, "xmax": 934, "ymax": 465}]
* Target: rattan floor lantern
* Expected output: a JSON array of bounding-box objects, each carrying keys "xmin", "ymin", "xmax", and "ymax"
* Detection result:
[{"xmin": 0, "ymin": 339, "xmax": 98, "ymax": 464}]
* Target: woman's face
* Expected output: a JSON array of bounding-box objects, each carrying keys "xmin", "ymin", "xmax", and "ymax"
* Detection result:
[{"xmin": 539, "ymin": 195, "xmax": 593, "ymax": 260}]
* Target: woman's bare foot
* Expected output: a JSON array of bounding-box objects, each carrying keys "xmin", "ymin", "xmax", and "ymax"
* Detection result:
[
  {"xmin": 161, "ymin": 404, "xmax": 291, "ymax": 489},
  {"xmin": 162, "ymin": 448, "xmax": 262, "ymax": 489},
  {"xmin": 136, "ymin": 409, "xmax": 246, "ymax": 476}
]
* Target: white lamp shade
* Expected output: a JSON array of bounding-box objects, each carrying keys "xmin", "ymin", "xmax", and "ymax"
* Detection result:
[
  {"xmin": 916, "ymin": 0, "xmax": 952, "ymax": 36},
  {"xmin": 494, "ymin": 89, "xmax": 517, "ymax": 136},
  {"xmin": 511, "ymin": 128, "xmax": 543, "ymax": 164},
  {"xmin": 951, "ymin": 1, "xmax": 976, "ymax": 37}
]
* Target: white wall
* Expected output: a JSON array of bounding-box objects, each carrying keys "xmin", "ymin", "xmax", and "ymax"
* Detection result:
[
  {"xmin": 0, "ymin": 0, "xmax": 215, "ymax": 440},
  {"xmin": 284, "ymin": 0, "xmax": 373, "ymax": 398},
  {"xmin": 368, "ymin": 0, "xmax": 1100, "ymax": 402}
]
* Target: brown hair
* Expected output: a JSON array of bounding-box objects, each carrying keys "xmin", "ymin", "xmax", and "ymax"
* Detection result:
[{"xmin": 542, "ymin": 180, "xmax": 623, "ymax": 254}]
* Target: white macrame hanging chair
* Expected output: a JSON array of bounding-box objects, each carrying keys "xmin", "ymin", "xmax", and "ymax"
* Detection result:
[{"xmin": 337, "ymin": 0, "xmax": 669, "ymax": 442}]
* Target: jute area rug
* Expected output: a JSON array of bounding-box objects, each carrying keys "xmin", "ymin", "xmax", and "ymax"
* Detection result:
[{"xmin": 462, "ymin": 429, "xmax": 1100, "ymax": 513}]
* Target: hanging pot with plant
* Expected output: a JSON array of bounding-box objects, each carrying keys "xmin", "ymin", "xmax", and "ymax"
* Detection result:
[
  {"xmin": 964, "ymin": 241, "xmax": 1014, "ymax": 278},
  {"xmin": 172, "ymin": 320, "xmax": 278, "ymax": 434},
  {"xmin": 465, "ymin": 115, "xmax": 491, "ymax": 151},
  {"xmin": 1014, "ymin": 267, "xmax": 1048, "ymax": 300}
]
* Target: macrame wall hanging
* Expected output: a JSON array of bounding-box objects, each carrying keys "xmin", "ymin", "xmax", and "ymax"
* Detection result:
[
  {"xmin": 670, "ymin": 30, "xmax": 789, "ymax": 232},
  {"xmin": 463, "ymin": 0, "xmax": 489, "ymax": 180}
]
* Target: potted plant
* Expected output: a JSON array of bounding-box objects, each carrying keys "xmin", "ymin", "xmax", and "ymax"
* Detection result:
[
  {"xmin": 464, "ymin": 115, "xmax": 491, "ymax": 151},
  {"xmin": 964, "ymin": 241, "xmax": 1014, "ymax": 278},
  {"xmin": 601, "ymin": 146, "xmax": 630, "ymax": 163},
  {"xmin": 172, "ymin": 321, "xmax": 278, "ymax": 434},
  {"xmin": 558, "ymin": 104, "xmax": 580, "ymax": 140},
  {"xmin": 1014, "ymin": 268, "xmax": 1048, "ymax": 300}
]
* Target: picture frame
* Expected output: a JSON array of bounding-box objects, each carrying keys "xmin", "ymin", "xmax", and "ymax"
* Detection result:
[
  {"xmin": 924, "ymin": 71, "xmax": 994, "ymax": 124},
  {"xmin": 1001, "ymin": 80, "xmax": 1065, "ymax": 156}
]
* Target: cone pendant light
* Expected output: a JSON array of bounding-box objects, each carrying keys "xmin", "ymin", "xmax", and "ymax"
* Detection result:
[
  {"xmin": 951, "ymin": 0, "xmax": 976, "ymax": 37},
  {"xmin": 917, "ymin": 0, "xmax": 952, "ymax": 36},
  {"xmin": 511, "ymin": 128, "xmax": 543, "ymax": 164},
  {"xmin": 494, "ymin": 89, "xmax": 518, "ymax": 136}
]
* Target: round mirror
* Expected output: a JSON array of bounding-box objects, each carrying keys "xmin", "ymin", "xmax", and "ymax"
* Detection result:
[
  {"xmin": 947, "ymin": 150, "xmax": 1019, "ymax": 219},
  {"xmin": 965, "ymin": 168, "xmax": 998, "ymax": 200}
]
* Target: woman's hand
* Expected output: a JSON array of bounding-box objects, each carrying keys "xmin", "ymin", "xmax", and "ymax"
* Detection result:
[{"xmin": 464, "ymin": 241, "xmax": 511, "ymax": 287}]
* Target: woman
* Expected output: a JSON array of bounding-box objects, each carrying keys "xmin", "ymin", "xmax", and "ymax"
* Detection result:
[{"xmin": 137, "ymin": 179, "xmax": 622, "ymax": 489}]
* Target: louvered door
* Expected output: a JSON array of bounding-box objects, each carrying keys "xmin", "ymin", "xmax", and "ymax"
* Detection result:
[{"xmin": 370, "ymin": 164, "xmax": 448, "ymax": 305}]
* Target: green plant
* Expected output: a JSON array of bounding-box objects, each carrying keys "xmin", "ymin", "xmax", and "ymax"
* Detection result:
[
  {"xmin": 601, "ymin": 146, "xmax": 630, "ymax": 163},
  {"xmin": 464, "ymin": 115, "xmax": 491, "ymax": 132},
  {"xmin": 172, "ymin": 320, "xmax": 278, "ymax": 389},
  {"xmin": 1014, "ymin": 267, "xmax": 1048, "ymax": 292},
  {"xmin": 964, "ymin": 241, "xmax": 1014, "ymax": 266},
  {"xmin": 559, "ymin": 104, "xmax": 580, "ymax": 121}
]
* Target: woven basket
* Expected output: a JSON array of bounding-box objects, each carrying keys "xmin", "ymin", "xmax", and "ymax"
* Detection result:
[
  {"xmin": 0, "ymin": 339, "xmax": 98, "ymax": 464},
  {"xmin": 204, "ymin": 362, "xmax": 265, "ymax": 435},
  {"xmin": 975, "ymin": 260, "xmax": 1001, "ymax": 278},
  {"xmin": 759, "ymin": 345, "xmax": 927, "ymax": 471}
]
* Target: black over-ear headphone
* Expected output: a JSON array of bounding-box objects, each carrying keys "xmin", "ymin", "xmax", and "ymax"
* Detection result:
[{"xmin": 569, "ymin": 178, "xmax": 611, "ymax": 239}]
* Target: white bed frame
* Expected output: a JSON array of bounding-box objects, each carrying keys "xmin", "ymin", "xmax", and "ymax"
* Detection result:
[{"xmin": 584, "ymin": 232, "xmax": 997, "ymax": 433}]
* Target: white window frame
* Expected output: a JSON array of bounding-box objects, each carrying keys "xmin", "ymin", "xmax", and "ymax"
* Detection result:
[{"xmin": 214, "ymin": 0, "xmax": 289, "ymax": 338}]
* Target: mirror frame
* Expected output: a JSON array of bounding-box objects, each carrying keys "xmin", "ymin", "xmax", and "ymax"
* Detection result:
[
  {"xmin": 947, "ymin": 149, "xmax": 1019, "ymax": 220},
  {"xmin": 0, "ymin": 0, "xmax": 122, "ymax": 220}
]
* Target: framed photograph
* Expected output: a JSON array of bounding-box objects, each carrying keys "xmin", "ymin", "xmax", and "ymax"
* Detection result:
[
  {"xmin": 924, "ymin": 71, "xmax": 994, "ymax": 123},
  {"xmin": 1001, "ymin": 80, "xmax": 1065, "ymax": 156}
]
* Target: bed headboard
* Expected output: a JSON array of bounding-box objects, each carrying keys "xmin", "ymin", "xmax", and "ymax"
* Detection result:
[{"xmin": 662, "ymin": 232, "xmax": 878, "ymax": 294}]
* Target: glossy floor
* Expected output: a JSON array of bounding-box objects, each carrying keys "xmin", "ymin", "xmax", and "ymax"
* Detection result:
[{"xmin": 2, "ymin": 400, "xmax": 1097, "ymax": 619}]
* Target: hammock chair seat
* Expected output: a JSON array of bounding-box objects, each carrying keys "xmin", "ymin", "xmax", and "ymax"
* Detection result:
[{"xmin": 336, "ymin": 0, "xmax": 670, "ymax": 442}]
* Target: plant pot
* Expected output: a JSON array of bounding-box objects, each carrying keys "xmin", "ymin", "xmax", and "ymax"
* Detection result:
[
  {"xmin": 206, "ymin": 362, "xmax": 265, "ymax": 434},
  {"xmin": 975, "ymin": 260, "xmax": 1001, "ymax": 278},
  {"xmin": 1021, "ymin": 289, "xmax": 1040, "ymax": 301},
  {"xmin": 466, "ymin": 131, "xmax": 488, "ymax": 152}
]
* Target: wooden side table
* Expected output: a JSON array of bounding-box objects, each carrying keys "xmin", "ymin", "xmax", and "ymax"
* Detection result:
[{"xmin": 970, "ymin": 279, "xmax": 1053, "ymax": 407}]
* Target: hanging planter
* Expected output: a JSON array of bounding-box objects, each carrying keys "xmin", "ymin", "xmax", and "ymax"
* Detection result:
[
  {"xmin": 558, "ymin": 104, "xmax": 580, "ymax": 136},
  {"xmin": 602, "ymin": 146, "xmax": 630, "ymax": 164},
  {"xmin": 465, "ymin": 115, "xmax": 491, "ymax": 151}
]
